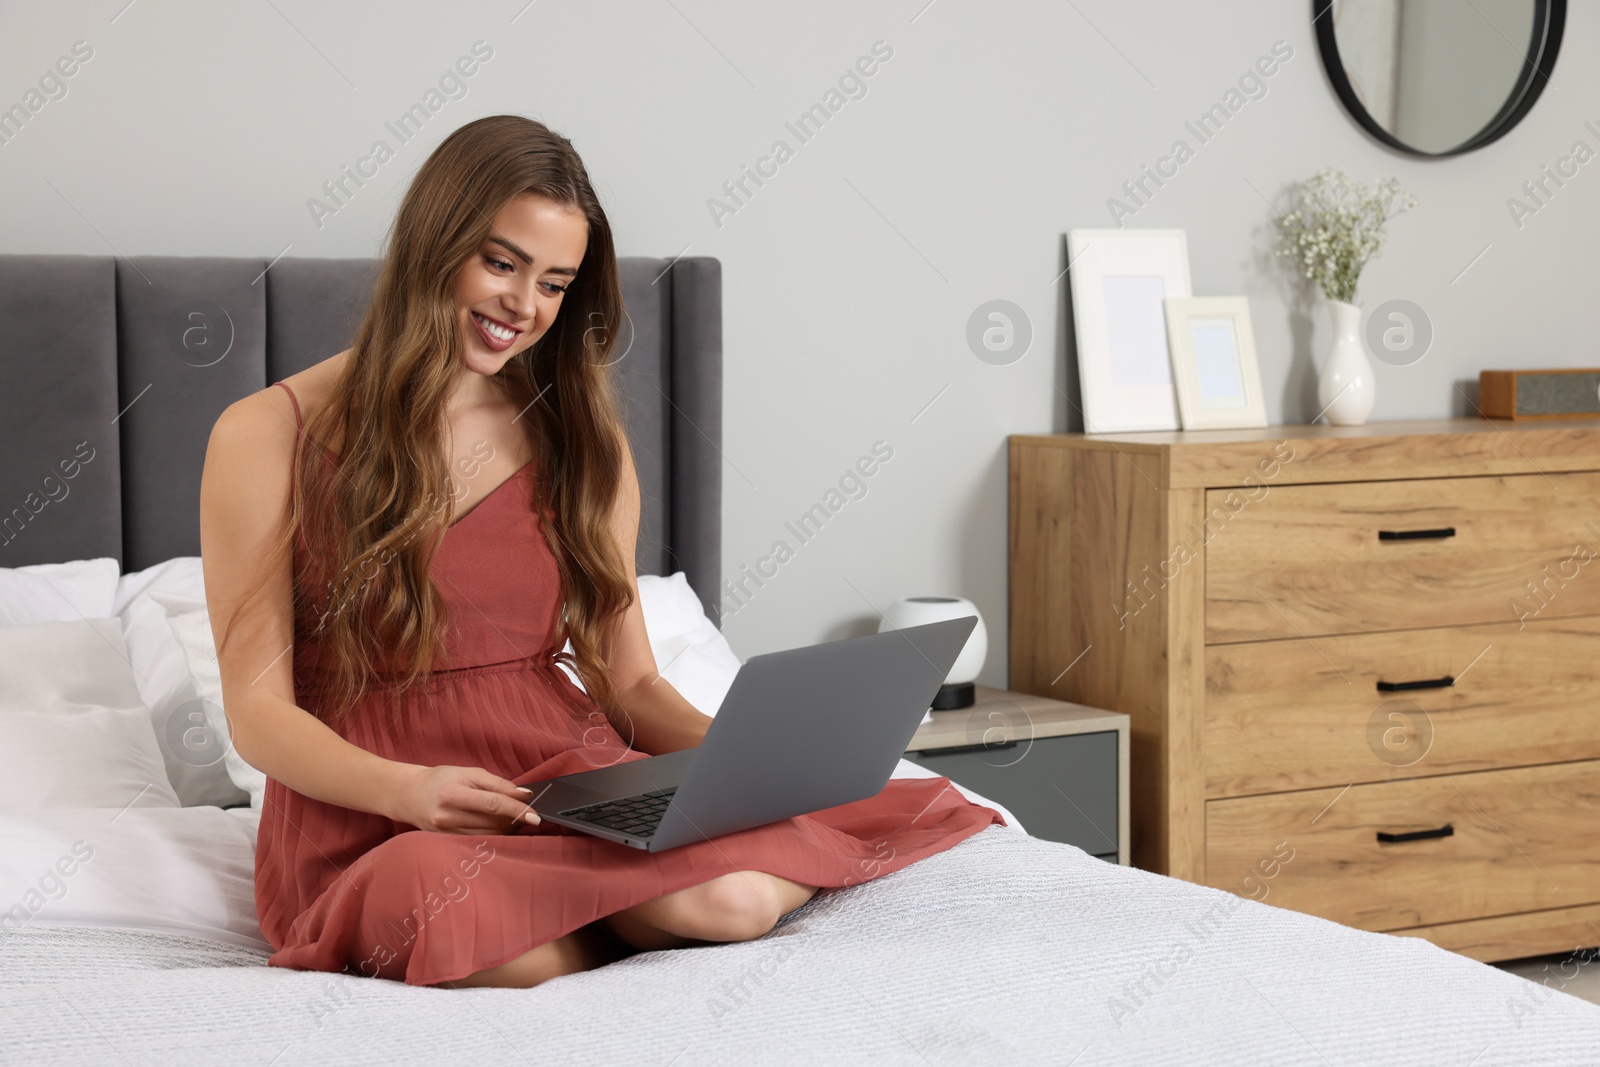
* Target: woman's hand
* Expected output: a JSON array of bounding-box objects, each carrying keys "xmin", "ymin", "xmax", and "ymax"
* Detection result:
[{"xmin": 383, "ymin": 763, "xmax": 541, "ymax": 834}]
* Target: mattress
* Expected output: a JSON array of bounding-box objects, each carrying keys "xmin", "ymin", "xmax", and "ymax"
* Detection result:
[{"xmin": 3, "ymin": 823, "xmax": 1595, "ymax": 1065}]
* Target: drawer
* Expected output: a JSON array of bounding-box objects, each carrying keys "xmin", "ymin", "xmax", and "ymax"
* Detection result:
[
  {"xmin": 1204, "ymin": 472, "xmax": 1600, "ymax": 643},
  {"xmin": 905, "ymin": 731, "xmax": 1118, "ymax": 858},
  {"xmin": 1204, "ymin": 617, "xmax": 1600, "ymax": 798},
  {"xmin": 1206, "ymin": 761, "xmax": 1600, "ymax": 931}
]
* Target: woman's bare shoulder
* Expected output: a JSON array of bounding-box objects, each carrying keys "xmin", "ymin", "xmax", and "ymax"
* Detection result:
[
  {"xmin": 274, "ymin": 349, "xmax": 351, "ymax": 425},
  {"xmin": 219, "ymin": 349, "xmax": 350, "ymax": 449},
  {"xmin": 207, "ymin": 350, "xmax": 350, "ymax": 484}
]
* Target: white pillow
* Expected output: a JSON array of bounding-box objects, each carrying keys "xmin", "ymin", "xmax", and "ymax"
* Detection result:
[
  {"xmin": 122, "ymin": 589, "xmax": 249, "ymax": 809},
  {"xmin": 0, "ymin": 618, "xmax": 180, "ymax": 812},
  {"xmin": 0, "ymin": 805, "xmax": 267, "ymax": 950},
  {"xmin": 0, "ymin": 557, "xmax": 119, "ymax": 626},
  {"xmin": 638, "ymin": 573, "xmax": 742, "ymax": 715},
  {"xmin": 557, "ymin": 572, "xmax": 743, "ymax": 716},
  {"xmin": 113, "ymin": 555, "xmax": 205, "ymax": 617},
  {"xmin": 640, "ymin": 571, "xmax": 717, "ymax": 643},
  {"xmin": 150, "ymin": 590, "xmax": 266, "ymax": 810}
]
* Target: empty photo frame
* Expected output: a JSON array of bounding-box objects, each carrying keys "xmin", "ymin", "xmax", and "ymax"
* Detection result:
[
  {"xmin": 1162, "ymin": 297, "xmax": 1268, "ymax": 430},
  {"xmin": 1066, "ymin": 229, "xmax": 1191, "ymax": 433}
]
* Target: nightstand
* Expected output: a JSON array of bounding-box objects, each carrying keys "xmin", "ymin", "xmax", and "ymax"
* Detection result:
[{"xmin": 904, "ymin": 684, "xmax": 1129, "ymax": 863}]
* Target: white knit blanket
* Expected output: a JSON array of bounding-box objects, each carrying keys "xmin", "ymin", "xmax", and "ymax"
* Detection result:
[{"xmin": 3, "ymin": 826, "xmax": 1596, "ymax": 1065}]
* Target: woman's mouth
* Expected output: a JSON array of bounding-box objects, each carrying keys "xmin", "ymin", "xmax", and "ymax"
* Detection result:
[{"xmin": 470, "ymin": 310, "xmax": 521, "ymax": 352}]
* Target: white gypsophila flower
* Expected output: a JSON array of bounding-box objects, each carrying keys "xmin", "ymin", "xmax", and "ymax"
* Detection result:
[{"xmin": 1274, "ymin": 168, "xmax": 1416, "ymax": 304}]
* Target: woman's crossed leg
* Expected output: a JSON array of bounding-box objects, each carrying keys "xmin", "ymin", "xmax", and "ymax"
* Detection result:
[{"xmin": 439, "ymin": 870, "xmax": 818, "ymax": 989}]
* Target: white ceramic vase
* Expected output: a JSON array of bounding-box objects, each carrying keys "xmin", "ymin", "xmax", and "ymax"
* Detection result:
[
  {"xmin": 1317, "ymin": 299, "xmax": 1376, "ymax": 425},
  {"xmin": 878, "ymin": 595, "xmax": 987, "ymax": 709}
]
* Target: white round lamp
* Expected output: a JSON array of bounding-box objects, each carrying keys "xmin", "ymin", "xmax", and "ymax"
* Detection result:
[{"xmin": 878, "ymin": 596, "xmax": 988, "ymax": 709}]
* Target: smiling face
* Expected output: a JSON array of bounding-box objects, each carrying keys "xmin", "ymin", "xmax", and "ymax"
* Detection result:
[{"xmin": 453, "ymin": 192, "xmax": 589, "ymax": 378}]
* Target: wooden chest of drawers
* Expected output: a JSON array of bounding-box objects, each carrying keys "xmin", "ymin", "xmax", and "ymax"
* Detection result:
[{"xmin": 1008, "ymin": 418, "xmax": 1600, "ymax": 962}]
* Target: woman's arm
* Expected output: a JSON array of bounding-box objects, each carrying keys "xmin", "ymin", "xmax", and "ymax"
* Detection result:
[
  {"xmin": 609, "ymin": 674, "xmax": 713, "ymax": 755},
  {"xmin": 201, "ymin": 390, "xmax": 532, "ymax": 831},
  {"xmin": 600, "ymin": 438, "xmax": 716, "ymax": 755}
]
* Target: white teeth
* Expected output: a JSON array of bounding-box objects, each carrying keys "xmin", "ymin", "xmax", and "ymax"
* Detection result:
[{"xmin": 473, "ymin": 311, "xmax": 516, "ymax": 341}]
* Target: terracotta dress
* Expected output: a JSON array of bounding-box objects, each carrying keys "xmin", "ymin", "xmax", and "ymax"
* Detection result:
[{"xmin": 255, "ymin": 380, "xmax": 1006, "ymax": 986}]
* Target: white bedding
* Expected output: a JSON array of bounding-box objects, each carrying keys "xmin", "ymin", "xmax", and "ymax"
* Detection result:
[
  {"xmin": 2, "ymin": 825, "xmax": 1595, "ymax": 1065},
  {"xmin": 5, "ymin": 559, "xmax": 1596, "ymax": 1061},
  {"xmin": 0, "ymin": 557, "xmax": 1025, "ymax": 954},
  {"xmin": 0, "ymin": 806, "xmax": 267, "ymax": 952},
  {"xmin": 0, "ymin": 764, "xmax": 1020, "ymax": 953}
]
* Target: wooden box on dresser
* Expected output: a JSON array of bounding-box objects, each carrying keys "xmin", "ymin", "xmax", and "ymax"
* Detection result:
[{"xmin": 1008, "ymin": 417, "xmax": 1600, "ymax": 963}]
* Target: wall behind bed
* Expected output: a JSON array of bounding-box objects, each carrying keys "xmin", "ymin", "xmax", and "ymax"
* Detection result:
[{"xmin": 5, "ymin": 1, "xmax": 1598, "ymax": 677}]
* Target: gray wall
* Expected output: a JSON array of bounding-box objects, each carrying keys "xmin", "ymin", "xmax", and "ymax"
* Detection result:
[{"xmin": 2, "ymin": 1, "xmax": 1592, "ymax": 684}]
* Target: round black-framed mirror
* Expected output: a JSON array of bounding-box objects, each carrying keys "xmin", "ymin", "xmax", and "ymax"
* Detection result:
[{"xmin": 1313, "ymin": 0, "xmax": 1565, "ymax": 157}]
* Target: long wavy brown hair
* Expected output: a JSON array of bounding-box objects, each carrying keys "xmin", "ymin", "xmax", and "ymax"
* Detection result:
[{"xmin": 219, "ymin": 114, "xmax": 635, "ymax": 729}]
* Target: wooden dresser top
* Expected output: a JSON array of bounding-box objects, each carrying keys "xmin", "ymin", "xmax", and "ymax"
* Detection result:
[{"xmin": 1010, "ymin": 417, "xmax": 1600, "ymax": 488}]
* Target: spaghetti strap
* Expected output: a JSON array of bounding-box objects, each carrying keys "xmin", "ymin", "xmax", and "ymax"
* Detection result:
[
  {"xmin": 272, "ymin": 381, "xmax": 338, "ymax": 476},
  {"xmin": 273, "ymin": 381, "xmax": 304, "ymax": 433}
]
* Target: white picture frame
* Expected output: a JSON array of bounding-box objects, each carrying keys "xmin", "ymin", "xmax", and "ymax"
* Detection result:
[
  {"xmin": 1065, "ymin": 228, "xmax": 1191, "ymax": 433},
  {"xmin": 1162, "ymin": 296, "xmax": 1268, "ymax": 430}
]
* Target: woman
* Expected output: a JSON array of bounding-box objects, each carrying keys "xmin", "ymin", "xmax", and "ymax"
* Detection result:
[{"xmin": 200, "ymin": 114, "xmax": 1003, "ymax": 990}]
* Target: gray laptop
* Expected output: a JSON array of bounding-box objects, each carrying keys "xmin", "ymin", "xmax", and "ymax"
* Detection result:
[{"xmin": 523, "ymin": 616, "xmax": 978, "ymax": 851}]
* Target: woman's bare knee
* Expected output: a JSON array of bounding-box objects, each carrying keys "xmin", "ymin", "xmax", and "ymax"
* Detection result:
[
  {"xmin": 609, "ymin": 872, "xmax": 781, "ymax": 947},
  {"xmin": 691, "ymin": 872, "xmax": 784, "ymax": 940}
]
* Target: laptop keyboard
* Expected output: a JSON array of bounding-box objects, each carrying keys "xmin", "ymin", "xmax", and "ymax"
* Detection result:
[{"xmin": 559, "ymin": 787, "xmax": 676, "ymax": 838}]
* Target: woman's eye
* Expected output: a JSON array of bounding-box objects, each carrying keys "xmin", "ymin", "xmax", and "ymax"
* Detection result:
[
  {"xmin": 542, "ymin": 282, "xmax": 569, "ymax": 295},
  {"xmin": 488, "ymin": 257, "xmax": 513, "ymax": 272}
]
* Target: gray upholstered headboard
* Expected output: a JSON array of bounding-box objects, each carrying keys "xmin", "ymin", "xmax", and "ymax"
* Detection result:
[{"xmin": 0, "ymin": 254, "xmax": 722, "ymax": 626}]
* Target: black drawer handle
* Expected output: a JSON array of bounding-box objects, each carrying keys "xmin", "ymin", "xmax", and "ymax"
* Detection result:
[
  {"xmin": 910, "ymin": 739, "xmax": 1019, "ymax": 757},
  {"xmin": 1377, "ymin": 823, "xmax": 1454, "ymax": 844},
  {"xmin": 1376, "ymin": 675, "xmax": 1455, "ymax": 692},
  {"xmin": 1378, "ymin": 527, "xmax": 1456, "ymax": 542}
]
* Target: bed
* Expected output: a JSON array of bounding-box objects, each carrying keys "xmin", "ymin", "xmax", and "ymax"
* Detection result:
[{"xmin": 1, "ymin": 253, "xmax": 1596, "ymax": 1065}]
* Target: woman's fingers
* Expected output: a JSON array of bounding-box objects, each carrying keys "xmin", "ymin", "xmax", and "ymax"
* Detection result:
[
  {"xmin": 469, "ymin": 767, "xmax": 540, "ymax": 804},
  {"xmin": 472, "ymin": 769, "xmax": 542, "ymax": 827},
  {"xmin": 413, "ymin": 767, "xmax": 543, "ymax": 833},
  {"xmin": 457, "ymin": 775, "xmax": 541, "ymax": 828}
]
